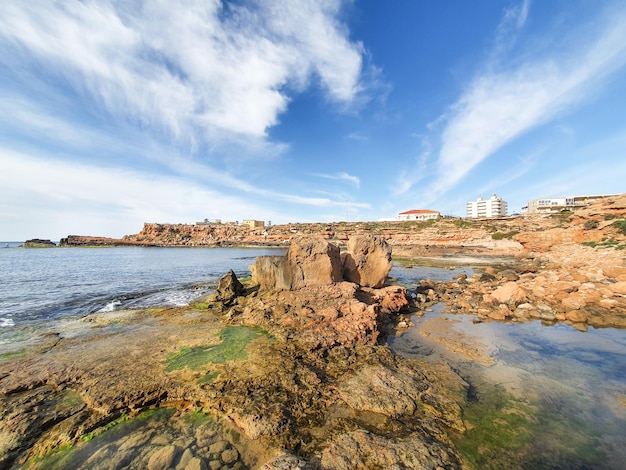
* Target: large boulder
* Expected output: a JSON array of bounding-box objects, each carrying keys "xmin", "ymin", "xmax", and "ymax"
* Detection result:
[
  {"xmin": 288, "ymin": 236, "xmax": 343, "ymax": 289},
  {"xmin": 341, "ymin": 235, "xmax": 392, "ymax": 288},
  {"xmin": 251, "ymin": 236, "xmax": 342, "ymax": 291},
  {"xmin": 251, "ymin": 256, "xmax": 292, "ymax": 291}
]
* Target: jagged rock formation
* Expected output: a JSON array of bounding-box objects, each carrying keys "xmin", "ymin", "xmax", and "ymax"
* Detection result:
[
  {"xmin": 341, "ymin": 234, "xmax": 392, "ymax": 288},
  {"xmin": 0, "ymin": 235, "xmax": 468, "ymax": 469},
  {"xmin": 206, "ymin": 269, "xmax": 245, "ymax": 305},
  {"xmin": 251, "ymin": 235, "xmax": 391, "ymax": 291}
]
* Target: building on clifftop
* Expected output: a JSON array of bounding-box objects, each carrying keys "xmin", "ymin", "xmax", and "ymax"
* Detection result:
[
  {"xmin": 522, "ymin": 194, "xmax": 619, "ymax": 214},
  {"xmin": 242, "ymin": 219, "xmax": 265, "ymax": 228},
  {"xmin": 397, "ymin": 209, "xmax": 441, "ymax": 221},
  {"xmin": 466, "ymin": 193, "xmax": 508, "ymax": 218}
]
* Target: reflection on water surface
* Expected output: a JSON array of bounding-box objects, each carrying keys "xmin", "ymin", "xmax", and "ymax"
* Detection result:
[{"xmin": 388, "ymin": 303, "xmax": 626, "ymax": 469}]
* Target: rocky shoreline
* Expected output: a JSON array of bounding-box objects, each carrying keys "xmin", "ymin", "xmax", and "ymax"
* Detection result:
[
  {"xmin": 2, "ymin": 194, "xmax": 625, "ymax": 468},
  {"xmin": 1, "ymin": 235, "xmax": 469, "ymax": 469}
]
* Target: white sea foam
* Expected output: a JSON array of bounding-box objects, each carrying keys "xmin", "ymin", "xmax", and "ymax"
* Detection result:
[
  {"xmin": 98, "ymin": 300, "xmax": 122, "ymax": 313},
  {"xmin": 0, "ymin": 317, "xmax": 15, "ymax": 327}
]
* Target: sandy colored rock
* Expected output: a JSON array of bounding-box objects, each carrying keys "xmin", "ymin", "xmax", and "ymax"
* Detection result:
[
  {"xmin": 185, "ymin": 457, "xmax": 208, "ymax": 470},
  {"xmin": 252, "ymin": 256, "xmax": 292, "ymax": 291},
  {"xmin": 252, "ymin": 236, "xmax": 342, "ymax": 290},
  {"xmin": 565, "ymin": 310, "xmax": 588, "ymax": 323},
  {"xmin": 148, "ymin": 445, "xmax": 180, "ymax": 470},
  {"xmin": 287, "ymin": 236, "xmax": 343, "ymax": 289},
  {"xmin": 341, "ymin": 234, "xmax": 392, "ymax": 288},
  {"xmin": 320, "ymin": 430, "xmax": 463, "ymax": 470},
  {"xmin": 489, "ymin": 282, "xmax": 527, "ymax": 305},
  {"xmin": 561, "ymin": 293, "xmax": 587, "ymax": 310},
  {"xmin": 610, "ymin": 281, "xmax": 626, "ymax": 295},
  {"xmin": 336, "ymin": 365, "xmax": 423, "ymax": 417}
]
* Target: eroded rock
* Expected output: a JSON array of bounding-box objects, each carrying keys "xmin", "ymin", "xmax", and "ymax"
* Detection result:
[
  {"xmin": 251, "ymin": 236, "xmax": 342, "ymax": 290},
  {"xmin": 206, "ymin": 269, "xmax": 245, "ymax": 305},
  {"xmin": 320, "ymin": 430, "xmax": 464, "ymax": 470},
  {"xmin": 341, "ymin": 234, "xmax": 392, "ymax": 288}
]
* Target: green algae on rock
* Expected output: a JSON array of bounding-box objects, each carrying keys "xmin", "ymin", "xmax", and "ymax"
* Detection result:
[{"xmin": 164, "ymin": 325, "xmax": 269, "ymax": 372}]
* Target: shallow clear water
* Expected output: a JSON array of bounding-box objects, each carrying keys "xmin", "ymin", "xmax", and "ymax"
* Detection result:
[
  {"xmin": 389, "ymin": 304, "xmax": 626, "ymax": 469},
  {"xmin": 391, "ymin": 261, "xmax": 473, "ymax": 285},
  {"xmin": 0, "ymin": 246, "xmax": 284, "ymax": 328}
]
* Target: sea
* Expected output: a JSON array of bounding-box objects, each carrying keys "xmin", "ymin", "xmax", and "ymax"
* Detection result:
[
  {"xmin": 1, "ymin": 244, "xmax": 625, "ymax": 468},
  {"xmin": 0, "ymin": 244, "xmax": 285, "ymax": 328}
]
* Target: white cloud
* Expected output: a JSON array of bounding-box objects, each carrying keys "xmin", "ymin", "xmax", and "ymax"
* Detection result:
[
  {"xmin": 0, "ymin": 150, "xmax": 266, "ymax": 239},
  {"xmin": 0, "ymin": 0, "xmax": 364, "ymax": 146},
  {"xmin": 0, "ymin": 146, "xmax": 374, "ymax": 239},
  {"xmin": 426, "ymin": 4, "xmax": 626, "ymax": 199},
  {"xmin": 314, "ymin": 172, "xmax": 361, "ymax": 188}
]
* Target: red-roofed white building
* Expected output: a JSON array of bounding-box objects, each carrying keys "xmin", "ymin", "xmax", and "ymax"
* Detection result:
[{"xmin": 397, "ymin": 209, "xmax": 440, "ymax": 221}]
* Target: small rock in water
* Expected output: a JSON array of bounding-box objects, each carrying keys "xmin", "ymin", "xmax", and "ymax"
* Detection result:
[
  {"xmin": 185, "ymin": 457, "xmax": 208, "ymax": 470},
  {"xmin": 221, "ymin": 448, "xmax": 239, "ymax": 464},
  {"xmin": 148, "ymin": 445, "xmax": 180, "ymax": 470}
]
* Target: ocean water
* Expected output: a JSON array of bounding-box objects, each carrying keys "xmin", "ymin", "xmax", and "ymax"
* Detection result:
[{"xmin": 0, "ymin": 245, "xmax": 284, "ymax": 328}]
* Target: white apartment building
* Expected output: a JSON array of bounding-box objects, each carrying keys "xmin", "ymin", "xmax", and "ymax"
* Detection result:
[
  {"xmin": 466, "ymin": 193, "xmax": 508, "ymax": 218},
  {"xmin": 398, "ymin": 209, "xmax": 441, "ymax": 221},
  {"xmin": 523, "ymin": 194, "xmax": 618, "ymax": 214}
]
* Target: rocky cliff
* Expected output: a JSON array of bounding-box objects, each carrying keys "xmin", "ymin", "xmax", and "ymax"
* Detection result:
[
  {"xmin": 409, "ymin": 194, "xmax": 626, "ymax": 330},
  {"xmin": 61, "ymin": 193, "xmax": 626, "ymax": 259}
]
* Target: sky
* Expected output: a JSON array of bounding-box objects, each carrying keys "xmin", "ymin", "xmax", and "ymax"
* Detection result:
[{"xmin": 1, "ymin": 0, "xmax": 626, "ymax": 240}]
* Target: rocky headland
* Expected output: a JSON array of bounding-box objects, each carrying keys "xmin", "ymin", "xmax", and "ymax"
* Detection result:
[
  {"xmin": 21, "ymin": 239, "xmax": 57, "ymax": 248},
  {"xmin": 2, "ymin": 194, "xmax": 625, "ymax": 468},
  {"xmin": 61, "ymin": 193, "xmax": 626, "ymax": 330}
]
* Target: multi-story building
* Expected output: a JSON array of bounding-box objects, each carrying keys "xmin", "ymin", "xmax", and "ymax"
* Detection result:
[
  {"xmin": 397, "ymin": 209, "xmax": 440, "ymax": 221},
  {"xmin": 241, "ymin": 219, "xmax": 265, "ymax": 228},
  {"xmin": 466, "ymin": 193, "xmax": 508, "ymax": 218},
  {"xmin": 523, "ymin": 194, "xmax": 619, "ymax": 214}
]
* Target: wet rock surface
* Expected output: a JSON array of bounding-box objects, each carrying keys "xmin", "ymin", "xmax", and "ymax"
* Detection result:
[{"xmin": 0, "ymin": 237, "xmax": 468, "ymax": 469}]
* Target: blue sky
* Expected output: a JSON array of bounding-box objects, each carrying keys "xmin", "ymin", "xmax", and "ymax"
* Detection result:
[{"xmin": 1, "ymin": 0, "xmax": 626, "ymax": 240}]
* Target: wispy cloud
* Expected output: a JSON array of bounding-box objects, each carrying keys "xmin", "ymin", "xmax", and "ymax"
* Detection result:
[
  {"xmin": 314, "ymin": 171, "xmax": 361, "ymax": 188},
  {"xmin": 0, "ymin": 0, "xmax": 365, "ymax": 148},
  {"xmin": 0, "ymin": 145, "xmax": 372, "ymax": 240},
  {"xmin": 346, "ymin": 132, "xmax": 368, "ymax": 141},
  {"xmin": 423, "ymin": 2, "xmax": 626, "ymax": 199},
  {"xmin": 0, "ymin": 149, "xmax": 267, "ymax": 239},
  {"xmin": 393, "ymin": 136, "xmax": 431, "ymax": 196},
  {"xmin": 494, "ymin": 0, "xmax": 530, "ymax": 50}
]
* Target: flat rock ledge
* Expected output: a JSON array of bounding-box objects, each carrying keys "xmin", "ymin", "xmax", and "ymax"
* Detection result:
[{"xmin": 0, "ymin": 236, "xmax": 468, "ymax": 469}]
